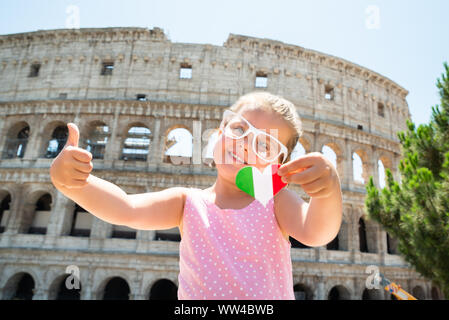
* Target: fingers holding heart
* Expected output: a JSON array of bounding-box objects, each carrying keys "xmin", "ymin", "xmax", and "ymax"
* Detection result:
[
  {"xmin": 281, "ymin": 165, "xmax": 319, "ymax": 184},
  {"xmin": 281, "ymin": 163, "xmax": 335, "ymax": 197}
]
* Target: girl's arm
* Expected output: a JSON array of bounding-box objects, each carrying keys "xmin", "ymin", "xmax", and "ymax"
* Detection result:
[
  {"xmin": 276, "ymin": 152, "xmax": 343, "ymax": 247},
  {"xmin": 52, "ymin": 175, "xmax": 186, "ymax": 230},
  {"xmin": 50, "ymin": 123, "xmax": 185, "ymax": 230}
]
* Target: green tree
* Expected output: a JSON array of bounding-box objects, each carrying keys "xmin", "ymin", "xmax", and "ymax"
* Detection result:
[{"xmin": 365, "ymin": 62, "xmax": 449, "ymax": 299}]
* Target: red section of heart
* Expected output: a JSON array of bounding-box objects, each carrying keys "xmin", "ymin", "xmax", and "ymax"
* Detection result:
[{"xmin": 271, "ymin": 164, "xmax": 288, "ymax": 196}]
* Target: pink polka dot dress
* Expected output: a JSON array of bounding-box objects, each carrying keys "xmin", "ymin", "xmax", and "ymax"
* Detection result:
[{"xmin": 178, "ymin": 188, "xmax": 295, "ymax": 300}]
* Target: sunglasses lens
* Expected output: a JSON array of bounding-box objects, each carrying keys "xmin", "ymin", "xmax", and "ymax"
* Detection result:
[
  {"xmin": 222, "ymin": 110, "xmax": 284, "ymax": 162},
  {"xmin": 255, "ymin": 133, "xmax": 282, "ymax": 161},
  {"xmin": 224, "ymin": 116, "xmax": 248, "ymax": 138}
]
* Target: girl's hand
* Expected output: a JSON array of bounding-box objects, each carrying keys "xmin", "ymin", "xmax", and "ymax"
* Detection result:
[
  {"xmin": 277, "ymin": 152, "xmax": 340, "ymax": 199},
  {"xmin": 50, "ymin": 123, "xmax": 93, "ymax": 189}
]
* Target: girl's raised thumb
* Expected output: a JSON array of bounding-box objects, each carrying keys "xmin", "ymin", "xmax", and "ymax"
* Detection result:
[{"xmin": 66, "ymin": 123, "xmax": 79, "ymax": 148}]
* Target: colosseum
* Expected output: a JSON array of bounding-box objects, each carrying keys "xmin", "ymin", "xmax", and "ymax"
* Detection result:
[{"xmin": 0, "ymin": 27, "xmax": 443, "ymax": 300}]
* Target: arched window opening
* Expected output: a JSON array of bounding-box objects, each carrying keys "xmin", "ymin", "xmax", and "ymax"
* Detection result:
[
  {"xmin": 10, "ymin": 273, "xmax": 35, "ymax": 300},
  {"xmin": 202, "ymin": 129, "xmax": 219, "ymax": 167},
  {"xmin": 155, "ymin": 227, "xmax": 181, "ymax": 242},
  {"xmin": 55, "ymin": 275, "xmax": 81, "ymax": 300},
  {"xmin": 27, "ymin": 193, "xmax": 52, "ymax": 234},
  {"xmin": 362, "ymin": 288, "xmax": 381, "ymax": 300},
  {"xmin": 412, "ymin": 286, "xmax": 426, "ymax": 300},
  {"xmin": 164, "ymin": 127, "xmax": 193, "ymax": 165},
  {"xmin": 111, "ymin": 224, "xmax": 136, "ymax": 239},
  {"xmin": 86, "ymin": 123, "xmax": 110, "ymax": 159},
  {"xmin": 359, "ymin": 218, "xmax": 368, "ymax": 253},
  {"xmin": 322, "ymin": 145, "xmax": 337, "ymax": 170},
  {"xmin": 45, "ymin": 126, "xmax": 68, "ymax": 158},
  {"xmin": 352, "ymin": 152, "xmax": 364, "ymax": 184},
  {"xmin": 28, "ymin": 193, "xmax": 52, "ymax": 235},
  {"xmin": 378, "ymin": 159, "xmax": 386, "ymax": 189},
  {"xmin": 0, "ymin": 193, "xmax": 11, "ymax": 233},
  {"xmin": 328, "ymin": 285, "xmax": 350, "ymax": 300},
  {"xmin": 149, "ymin": 279, "xmax": 178, "ymax": 300},
  {"xmin": 289, "ymin": 236, "xmax": 311, "ymax": 249},
  {"xmin": 290, "ymin": 141, "xmax": 306, "ymax": 161},
  {"xmin": 2, "ymin": 125, "xmax": 29, "ymax": 159},
  {"xmin": 326, "ymin": 234, "xmax": 339, "ymax": 250},
  {"xmin": 102, "ymin": 277, "xmax": 130, "ymax": 300},
  {"xmin": 121, "ymin": 126, "xmax": 151, "ymax": 161},
  {"xmin": 293, "ymin": 284, "xmax": 313, "ymax": 300},
  {"xmin": 431, "ymin": 287, "xmax": 442, "ymax": 300},
  {"xmin": 386, "ymin": 232, "xmax": 399, "ymax": 255},
  {"xmin": 70, "ymin": 204, "xmax": 92, "ymax": 237}
]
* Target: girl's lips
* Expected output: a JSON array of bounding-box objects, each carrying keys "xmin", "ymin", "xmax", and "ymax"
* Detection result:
[{"xmin": 228, "ymin": 151, "xmax": 247, "ymax": 165}]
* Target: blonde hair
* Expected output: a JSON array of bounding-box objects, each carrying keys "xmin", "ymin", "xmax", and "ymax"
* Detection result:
[{"xmin": 228, "ymin": 91, "xmax": 303, "ymax": 163}]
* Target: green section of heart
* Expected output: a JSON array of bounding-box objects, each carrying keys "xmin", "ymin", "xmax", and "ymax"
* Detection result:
[{"xmin": 235, "ymin": 166, "xmax": 255, "ymax": 198}]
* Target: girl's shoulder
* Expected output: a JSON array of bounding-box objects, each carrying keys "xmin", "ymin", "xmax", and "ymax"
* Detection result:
[{"xmin": 179, "ymin": 186, "xmax": 207, "ymax": 205}]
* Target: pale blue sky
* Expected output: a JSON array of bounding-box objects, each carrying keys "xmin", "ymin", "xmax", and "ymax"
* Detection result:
[{"xmin": 1, "ymin": 0, "xmax": 448, "ymax": 127}]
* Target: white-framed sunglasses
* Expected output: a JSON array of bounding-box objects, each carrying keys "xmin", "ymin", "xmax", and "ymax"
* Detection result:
[{"xmin": 220, "ymin": 109, "xmax": 288, "ymax": 164}]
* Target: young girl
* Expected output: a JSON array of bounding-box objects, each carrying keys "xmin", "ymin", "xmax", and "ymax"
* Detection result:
[{"xmin": 50, "ymin": 91, "xmax": 342, "ymax": 300}]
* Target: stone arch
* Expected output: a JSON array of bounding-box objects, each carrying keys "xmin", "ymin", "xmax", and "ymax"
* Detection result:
[
  {"xmin": 148, "ymin": 278, "xmax": 178, "ymax": 300},
  {"xmin": 120, "ymin": 122, "xmax": 152, "ymax": 161},
  {"xmin": 82, "ymin": 120, "xmax": 111, "ymax": 160},
  {"xmin": 326, "ymin": 233, "xmax": 339, "ymax": 251},
  {"xmin": 290, "ymin": 140, "xmax": 307, "ymax": 161},
  {"xmin": 358, "ymin": 217, "xmax": 368, "ymax": 253},
  {"xmin": 41, "ymin": 121, "xmax": 68, "ymax": 158},
  {"xmin": 327, "ymin": 284, "xmax": 351, "ymax": 300},
  {"xmin": 324, "ymin": 140, "xmax": 344, "ymax": 166},
  {"xmin": 293, "ymin": 283, "xmax": 314, "ymax": 300},
  {"xmin": 320, "ymin": 143, "xmax": 339, "ymax": 172},
  {"xmin": 201, "ymin": 126, "xmax": 220, "ymax": 167},
  {"xmin": 96, "ymin": 276, "xmax": 131, "ymax": 300},
  {"xmin": 47, "ymin": 273, "xmax": 81, "ymax": 300},
  {"xmin": 377, "ymin": 153, "xmax": 393, "ymax": 189},
  {"xmin": 386, "ymin": 232, "xmax": 399, "ymax": 254},
  {"xmin": 356, "ymin": 211, "xmax": 379, "ymax": 254},
  {"xmin": 412, "ymin": 285, "xmax": 426, "ymax": 300},
  {"xmin": 336, "ymin": 208, "xmax": 350, "ymax": 251},
  {"xmin": 318, "ymin": 138, "xmax": 344, "ymax": 157},
  {"xmin": 361, "ymin": 288, "xmax": 382, "ymax": 300},
  {"xmin": 0, "ymin": 189, "xmax": 12, "ymax": 233},
  {"xmin": 377, "ymin": 159, "xmax": 387, "ymax": 189},
  {"xmin": 19, "ymin": 189, "xmax": 54, "ymax": 234},
  {"xmin": 93, "ymin": 271, "xmax": 133, "ymax": 300},
  {"xmin": 298, "ymin": 134, "xmax": 312, "ymax": 153},
  {"xmin": 1, "ymin": 272, "xmax": 36, "ymax": 300},
  {"xmin": 69, "ymin": 202, "xmax": 92, "ymax": 237},
  {"xmin": 2, "ymin": 121, "xmax": 30, "ymax": 159},
  {"xmin": 163, "ymin": 124, "xmax": 193, "ymax": 164},
  {"xmin": 431, "ymin": 286, "xmax": 442, "ymax": 300},
  {"xmin": 377, "ymin": 153, "xmax": 393, "ymax": 171},
  {"xmin": 352, "ymin": 147, "xmax": 370, "ymax": 185}
]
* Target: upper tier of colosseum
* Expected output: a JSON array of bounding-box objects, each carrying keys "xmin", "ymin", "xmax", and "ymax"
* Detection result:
[{"xmin": 0, "ymin": 27, "xmax": 410, "ymax": 142}]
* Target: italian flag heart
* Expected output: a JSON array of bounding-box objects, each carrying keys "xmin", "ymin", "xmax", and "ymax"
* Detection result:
[{"xmin": 235, "ymin": 164, "xmax": 287, "ymax": 206}]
